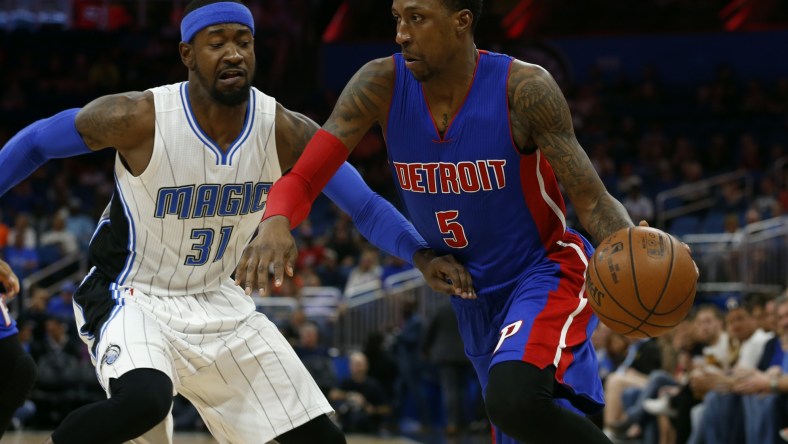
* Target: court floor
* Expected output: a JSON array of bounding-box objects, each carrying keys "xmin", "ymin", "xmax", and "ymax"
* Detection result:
[{"xmin": 1, "ymin": 431, "xmax": 423, "ymax": 444}]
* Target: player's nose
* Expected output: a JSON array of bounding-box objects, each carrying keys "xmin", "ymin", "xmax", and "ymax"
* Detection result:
[{"xmin": 395, "ymin": 26, "xmax": 410, "ymax": 46}]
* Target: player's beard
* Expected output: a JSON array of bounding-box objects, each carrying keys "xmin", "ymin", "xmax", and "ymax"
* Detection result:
[{"xmin": 195, "ymin": 64, "xmax": 253, "ymax": 107}]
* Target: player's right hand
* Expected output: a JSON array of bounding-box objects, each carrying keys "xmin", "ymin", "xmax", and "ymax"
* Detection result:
[
  {"xmin": 0, "ymin": 258, "xmax": 20, "ymax": 302},
  {"xmin": 412, "ymin": 249, "xmax": 476, "ymax": 299},
  {"xmin": 235, "ymin": 216, "xmax": 297, "ymax": 296}
]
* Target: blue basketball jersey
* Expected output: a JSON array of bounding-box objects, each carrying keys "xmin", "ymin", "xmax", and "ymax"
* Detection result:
[{"xmin": 386, "ymin": 51, "xmax": 573, "ymax": 293}]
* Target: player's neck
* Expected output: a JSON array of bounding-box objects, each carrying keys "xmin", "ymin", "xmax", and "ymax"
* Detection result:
[
  {"xmin": 187, "ymin": 84, "xmax": 248, "ymax": 152},
  {"xmin": 422, "ymin": 45, "xmax": 479, "ymax": 103}
]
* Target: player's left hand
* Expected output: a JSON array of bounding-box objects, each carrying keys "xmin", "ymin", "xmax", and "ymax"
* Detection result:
[
  {"xmin": 235, "ymin": 216, "xmax": 297, "ymax": 296},
  {"xmin": 0, "ymin": 258, "xmax": 20, "ymax": 302},
  {"xmin": 412, "ymin": 249, "xmax": 476, "ymax": 299},
  {"xmin": 638, "ymin": 220, "xmax": 699, "ymax": 278}
]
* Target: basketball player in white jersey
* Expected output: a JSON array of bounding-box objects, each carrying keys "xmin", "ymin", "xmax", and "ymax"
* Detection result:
[{"xmin": 0, "ymin": 1, "xmax": 474, "ymax": 442}]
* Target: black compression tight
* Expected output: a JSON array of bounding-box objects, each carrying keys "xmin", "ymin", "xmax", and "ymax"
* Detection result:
[
  {"xmin": 485, "ymin": 361, "xmax": 612, "ymax": 444},
  {"xmin": 0, "ymin": 335, "xmax": 36, "ymax": 438},
  {"xmin": 52, "ymin": 368, "xmax": 173, "ymax": 444},
  {"xmin": 275, "ymin": 414, "xmax": 346, "ymax": 444}
]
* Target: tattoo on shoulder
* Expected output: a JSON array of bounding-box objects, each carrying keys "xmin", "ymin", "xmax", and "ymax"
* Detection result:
[
  {"xmin": 324, "ymin": 59, "xmax": 392, "ymax": 139},
  {"xmin": 510, "ymin": 63, "xmax": 590, "ymax": 189},
  {"xmin": 78, "ymin": 92, "xmax": 150, "ymax": 149}
]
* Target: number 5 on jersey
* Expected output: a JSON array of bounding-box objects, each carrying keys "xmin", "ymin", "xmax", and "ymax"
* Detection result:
[{"xmin": 435, "ymin": 211, "xmax": 468, "ymax": 248}]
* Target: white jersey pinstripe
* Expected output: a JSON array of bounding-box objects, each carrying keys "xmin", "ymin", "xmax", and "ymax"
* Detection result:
[
  {"xmin": 74, "ymin": 82, "xmax": 334, "ymax": 443},
  {"xmin": 112, "ymin": 81, "xmax": 280, "ymax": 296}
]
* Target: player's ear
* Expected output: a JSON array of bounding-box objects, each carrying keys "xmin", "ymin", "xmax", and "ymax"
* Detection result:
[
  {"xmin": 179, "ymin": 41, "xmax": 196, "ymax": 71},
  {"xmin": 456, "ymin": 9, "xmax": 473, "ymax": 34}
]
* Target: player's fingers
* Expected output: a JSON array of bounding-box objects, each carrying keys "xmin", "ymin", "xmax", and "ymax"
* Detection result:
[
  {"xmin": 234, "ymin": 250, "xmax": 250, "ymax": 287},
  {"xmin": 245, "ymin": 252, "xmax": 261, "ymax": 295},
  {"xmin": 458, "ymin": 267, "xmax": 476, "ymax": 299},
  {"xmin": 271, "ymin": 258, "xmax": 285, "ymax": 289},
  {"xmin": 285, "ymin": 244, "xmax": 298, "ymax": 278},
  {"xmin": 255, "ymin": 252, "xmax": 273, "ymax": 296},
  {"xmin": 441, "ymin": 256, "xmax": 474, "ymax": 298},
  {"xmin": 426, "ymin": 275, "xmax": 456, "ymax": 296},
  {"xmin": 638, "ymin": 220, "xmax": 650, "ymax": 227},
  {"xmin": 448, "ymin": 264, "xmax": 470, "ymax": 298}
]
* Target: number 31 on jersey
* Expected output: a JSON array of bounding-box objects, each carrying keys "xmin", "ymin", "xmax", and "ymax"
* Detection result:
[{"xmin": 435, "ymin": 211, "xmax": 468, "ymax": 248}]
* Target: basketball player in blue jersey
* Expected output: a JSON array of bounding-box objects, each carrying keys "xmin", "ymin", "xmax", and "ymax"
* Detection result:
[
  {"xmin": 251, "ymin": 1, "xmax": 697, "ymax": 443},
  {"xmin": 0, "ymin": 259, "xmax": 36, "ymax": 439},
  {"xmin": 0, "ymin": 1, "xmax": 473, "ymax": 443}
]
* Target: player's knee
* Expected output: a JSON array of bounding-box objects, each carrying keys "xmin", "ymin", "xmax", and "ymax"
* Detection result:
[
  {"xmin": 485, "ymin": 361, "xmax": 554, "ymax": 436},
  {"xmin": 109, "ymin": 369, "xmax": 173, "ymax": 428}
]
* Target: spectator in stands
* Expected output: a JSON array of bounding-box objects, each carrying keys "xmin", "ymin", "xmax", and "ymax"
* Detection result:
[
  {"xmin": 362, "ymin": 331, "xmax": 398, "ymax": 408},
  {"xmin": 280, "ymin": 308, "xmax": 307, "ymax": 347},
  {"xmin": 642, "ymin": 304, "xmax": 730, "ymax": 443},
  {"xmin": 621, "ymin": 177, "xmax": 654, "ymax": 225},
  {"xmin": 64, "ymin": 203, "xmax": 94, "ymax": 252},
  {"xmin": 3, "ymin": 226, "xmax": 39, "ymax": 279},
  {"xmin": 394, "ymin": 299, "xmax": 428, "ymax": 432},
  {"xmin": 316, "ymin": 248, "xmax": 347, "ymax": 290},
  {"xmin": 330, "ymin": 351, "xmax": 392, "ymax": 435},
  {"xmin": 39, "ymin": 210, "xmax": 78, "ymax": 257},
  {"xmin": 732, "ymin": 294, "xmax": 788, "ymax": 444},
  {"xmin": 344, "ymin": 247, "xmax": 382, "ymax": 296},
  {"xmin": 696, "ymin": 296, "xmax": 774, "ymax": 443},
  {"xmin": 7, "ymin": 213, "xmax": 36, "ymax": 250},
  {"xmin": 422, "ymin": 300, "xmax": 475, "ymax": 436},
  {"xmin": 17, "ymin": 288, "xmax": 50, "ymax": 343},
  {"xmin": 46, "ymin": 281, "xmax": 76, "ymax": 324},
  {"xmin": 603, "ymin": 337, "xmax": 663, "ymax": 439},
  {"xmin": 380, "ymin": 255, "xmax": 413, "ymax": 288},
  {"xmin": 294, "ymin": 322, "xmax": 338, "ymax": 397},
  {"xmin": 30, "ymin": 316, "xmax": 82, "ymax": 364},
  {"xmin": 296, "ymin": 232, "xmax": 325, "ymax": 270},
  {"xmin": 611, "ymin": 319, "xmax": 695, "ymax": 442}
]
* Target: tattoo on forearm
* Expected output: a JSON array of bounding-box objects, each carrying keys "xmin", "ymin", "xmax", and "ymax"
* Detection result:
[
  {"xmin": 587, "ymin": 196, "xmax": 633, "ymax": 243},
  {"xmin": 510, "ymin": 63, "xmax": 633, "ymax": 242}
]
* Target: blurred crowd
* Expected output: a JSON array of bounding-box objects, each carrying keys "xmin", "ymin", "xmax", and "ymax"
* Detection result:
[{"xmin": 596, "ymin": 291, "xmax": 788, "ymax": 444}]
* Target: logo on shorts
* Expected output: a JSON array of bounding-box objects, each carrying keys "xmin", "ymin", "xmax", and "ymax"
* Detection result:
[
  {"xmin": 493, "ymin": 320, "xmax": 523, "ymax": 354},
  {"xmin": 102, "ymin": 344, "xmax": 121, "ymax": 366}
]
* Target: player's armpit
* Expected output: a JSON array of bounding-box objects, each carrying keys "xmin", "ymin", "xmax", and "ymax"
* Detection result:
[
  {"xmin": 322, "ymin": 57, "xmax": 395, "ymax": 149},
  {"xmin": 509, "ymin": 62, "xmax": 632, "ymax": 242}
]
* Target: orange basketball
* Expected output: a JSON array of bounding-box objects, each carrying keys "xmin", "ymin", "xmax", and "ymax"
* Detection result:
[{"xmin": 586, "ymin": 226, "xmax": 697, "ymax": 338}]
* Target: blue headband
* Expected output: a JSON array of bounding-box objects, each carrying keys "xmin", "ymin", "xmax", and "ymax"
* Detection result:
[{"xmin": 181, "ymin": 2, "xmax": 255, "ymax": 43}]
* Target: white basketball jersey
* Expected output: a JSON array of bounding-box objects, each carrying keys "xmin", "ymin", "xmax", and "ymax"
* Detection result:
[{"xmin": 90, "ymin": 82, "xmax": 281, "ymax": 296}]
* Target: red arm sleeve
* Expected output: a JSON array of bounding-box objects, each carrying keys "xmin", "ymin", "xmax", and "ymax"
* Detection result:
[{"xmin": 263, "ymin": 129, "xmax": 350, "ymax": 228}]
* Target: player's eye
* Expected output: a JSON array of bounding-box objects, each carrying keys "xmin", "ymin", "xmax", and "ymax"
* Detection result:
[{"xmin": 411, "ymin": 14, "xmax": 422, "ymax": 21}]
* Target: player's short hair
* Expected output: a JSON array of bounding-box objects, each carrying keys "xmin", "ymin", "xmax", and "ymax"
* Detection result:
[
  {"xmin": 441, "ymin": 0, "xmax": 483, "ymax": 32},
  {"xmin": 185, "ymin": 0, "xmax": 244, "ymax": 16}
]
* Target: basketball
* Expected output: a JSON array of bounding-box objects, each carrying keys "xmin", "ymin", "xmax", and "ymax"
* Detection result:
[{"xmin": 586, "ymin": 226, "xmax": 697, "ymax": 338}]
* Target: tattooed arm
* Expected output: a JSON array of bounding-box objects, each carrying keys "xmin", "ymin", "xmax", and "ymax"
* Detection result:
[
  {"xmin": 509, "ymin": 61, "xmax": 633, "ymax": 243},
  {"xmin": 76, "ymin": 91, "xmax": 155, "ymax": 176},
  {"xmin": 322, "ymin": 57, "xmax": 395, "ymax": 148}
]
